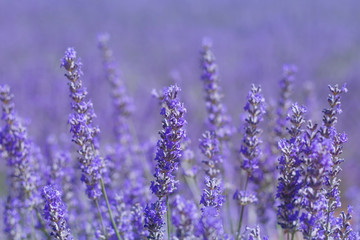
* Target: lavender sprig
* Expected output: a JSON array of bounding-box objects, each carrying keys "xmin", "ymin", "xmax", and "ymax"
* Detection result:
[
  {"xmin": 276, "ymin": 103, "xmax": 306, "ymax": 235},
  {"xmin": 235, "ymin": 84, "xmax": 265, "ymax": 239},
  {"xmin": 61, "ymin": 48, "xmax": 122, "ymax": 240},
  {"xmin": 97, "ymin": 33, "xmax": 134, "ymax": 145},
  {"xmin": 299, "ymin": 121, "xmax": 332, "ymax": 240},
  {"xmin": 319, "ymin": 84, "xmax": 348, "ymax": 239},
  {"xmin": 200, "ymin": 38, "xmax": 234, "ymax": 142},
  {"xmin": 0, "ymin": 85, "xmax": 38, "ymax": 208},
  {"xmin": 275, "ymin": 65, "xmax": 297, "ymax": 139},
  {"xmin": 171, "ymin": 195, "xmax": 198, "ymax": 239},
  {"xmin": 61, "ymin": 48, "xmax": 104, "ymax": 200},
  {"xmin": 0, "ymin": 85, "xmax": 50, "ymax": 239},
  {"xmin": 147, "ymin": 85, "xmax": 187, "ymax": 239},
  {"xmin": 41, "ymin": 185, "xmax": 73, "ymax": 240},
  {"xmin": 199, "ymin": 131, "xmax": 225, "ymax": 209},
  {"xmin": 3, "ymin": 196, "xmax": 22, "ymax": 240}
]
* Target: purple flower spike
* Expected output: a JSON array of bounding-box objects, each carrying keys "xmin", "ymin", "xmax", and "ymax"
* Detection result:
[
  {"xmin": 171, "ymin": 195, "xmax": 198, "ymax": 239},
  {"xmin": 240, "ymin": 84, "xmax": 265, "ymax": 175},
  {"xmin": 150, "ymin": 84, "xmax": 187, "ymax": 199},
  {"xmin": 42, "ymin": 185, "xmax": 73, "ymax": 240},
  {"xmin": 0, "ymin": 85, "xmax": 39, "ymax": 208},
  {"xmin": 199, "ymin": 131, "xmax": 225, "ymax": 209},
  {"xmin": 144, "ymin": 200, "xmax": 166, "ymax": 240},
  {"xmin": 146, "ymin": 84, "xmax": 186, "ymax": 239},
  {"xmin": 61, "ymin": 48, "xmax": 105, "ymax": 200},
  {"xmin": 201, "ymin": 39, "xmax": 234, "ymax": 141},
  {"xmin": 97, "ymin": 33, "xmax": 134, "ymax": 145},
  {"xmin": 276, "ymin": 103, "xmax": 306, "ymax": 232},
  {"xmin": 275, "ymin": 64, "xmax": 297, "ymax": 139},
  {"xmin": 320, "ymin": 84, "xmax": 348, "ymax": 238}
]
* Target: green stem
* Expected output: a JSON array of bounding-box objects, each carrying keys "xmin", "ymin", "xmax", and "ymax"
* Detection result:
[
  {"xmin": 236, "ymin": 175, "xmax": 249, "ymax": 240},
  {"xmin": 95, "ymin": 199, "xmax": 106, "ymax": 237},
  {"xmin": 226, "ymin": 192, "xmax": 234, "ymax": 235},
  {"xmin": 31, "ymin": 212, "xmax": 37, "ymax": 240},
  {"xmin": 100, "ymin": 177, "xmax": 123, "ymax": 240},
  {"xmin": 291, "ymin": 231, "xmax": 295, "ymax": 240},
  {"xmin": 166, "ymin": 196, "xmax": 171, "ymax": 240}
]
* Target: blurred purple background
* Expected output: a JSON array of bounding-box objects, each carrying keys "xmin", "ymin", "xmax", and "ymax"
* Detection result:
[{"xmin": 0, "ymin": 0, "xmax": 359, "ymax": 197}]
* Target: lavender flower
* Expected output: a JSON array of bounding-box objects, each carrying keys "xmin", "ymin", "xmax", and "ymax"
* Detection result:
[
  {"xmin": 0, "ymin": 84, "xmax": 39, "ymax": 208},
  {"xmin": 61, "ymin": 48, "xmax": 105, "ymax": 200},
  {"xmin": 299, "ymin": 122, "xmax": 332, "ymax": 240},
  {"xmin": 333, "ymin": 206, "xmax": 356, "ymax": 240},
  {"xmin": 196, "ymin": 207, "xmax": 225, "ymax": 240},
  {"xmin": 42, "ymin": 185, "xmax": 73, "ymax": 240},
  {"xmin": 199, "ymin": 131, "xmax": 225, "ymax": 209},
  {"xmin": 150, "ymin": 84, "xmax": 186, "ymax": 199},
  {"xmin": 275, "ymin": 64, "xmax": 297, "ymax": 139},
  {"xmin": 171, "ymin": 195, "xmax": 198, "ymax": 239},
  {"xmin": 276, "ymin": 103, "xmax": 306, "ymax": 233},
  {"xmin": 200, "ymin": 38, "xmax": 234, "ymax": 142},
  {"xmin": 130, "ymin": 204, "xmax": 148, "ymax": 239},
  {"xmin": 3, "ymin": 196, "xmax": 22, "ymax": 240},
  {"xmin": 319, "ymin": 84, "xmax": 348, "ymax": 239},
  {"xmin": 146, "ymin": 85, "xmax": 186, "ymax": 239},
  {"xmin": 98, "ymin": 33, "xmax": 133, "ymax": 145},
  {"xmin": 144, "ymin": 200, "xmax": 167, "ymax": 240},
  {"xmin": 245, "ymin": 226, "xmax": 269, "ymax": 240},
  {"xmin": 240, "ymin": 84, "xmax": 265, "ymax": 176},
  {"xmin": 233, "ymin": 190, "xmax": 257, "ymax": 206}
]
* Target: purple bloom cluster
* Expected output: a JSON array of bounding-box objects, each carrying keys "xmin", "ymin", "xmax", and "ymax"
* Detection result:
[
  {"xmin": 150, "ymin": 84, "xmax": 186, "ymax": 199},
  {"xmin": 240, "ymin": 84, "xmax": 265, "ymax": 175},
  {"xmin": 61, "ymin": 48, "xmax": 105, "ymax": 200},
  {"xmin": 1, "ymin": 35, "xmax": 359, "ymax": 240},
  {"xmin": 41, "ymin": 185, "xmax": 73, "ymax": 240},
  {"xmin": 201, "ymin": 38, "xmax": 234, "ymax": 142}
]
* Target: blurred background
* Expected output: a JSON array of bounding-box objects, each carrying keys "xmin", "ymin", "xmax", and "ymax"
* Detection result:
[{"xmin": 0, "ymin": 0, "xmax": 359, "ymax": 209}]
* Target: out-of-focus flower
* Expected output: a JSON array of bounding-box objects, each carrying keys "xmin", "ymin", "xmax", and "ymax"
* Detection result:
[{"xmin": 41, "ymin": 185, "xmax": 73, "ymax": 240}]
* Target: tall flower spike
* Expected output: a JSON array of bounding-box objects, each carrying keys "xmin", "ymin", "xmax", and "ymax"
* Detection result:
[
  {"xmin": 201, "ymin": 38, "xmax": 234, "ymax": 142},
  {"xmin": 144, "ymin": 200, "xmax": 167, "ymax": 240},
  {"xmin": 276, "ymin": 103, "xmax": 306, "ymax": 233},
  {"xmin": 275, "ymin": 64, "xmax": 297, "ymax": 139},
  {"xmin": 235, "ymin": 84, "xmax": 265, "ymax": 239},
  {"xmin": 150, "ymin": 84, "xmax": 186, "ymax": 199},
  {"xmin": 199, "ymin": 131, "xmax": 225, "ymax": 209},
  {"xmin": 319, "ymin": 84, "xmax": 348, "ymax": 239},
  {"xmin": 97, "ymin": 33, "xmax": 133, "ymax": 146},
  {"xmin": 61, "ymin": 48, "xmax": 104, "ymax": 200},
  {"xmin": 240, "ymin": 84, "xmax": 265, "ymax": 175},
  {"xmin": 41, "ymin": 185, "xmax": 73, "ymax": 240},
  {"xmin": 0, "ymin": 84, "xmax": 38, "ymax": 208},
  {"xmin": 146, "ymin": 85, "xmax": 186, "ymax": 240},
  {"xmin": 299, "ymin": 121, "xmax": 332, "ymax": 240}
]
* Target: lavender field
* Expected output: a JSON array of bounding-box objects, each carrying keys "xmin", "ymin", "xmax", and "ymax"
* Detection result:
[{"xmin": 1, "ymin": 1, "xmax": 360, "ymax": 239}]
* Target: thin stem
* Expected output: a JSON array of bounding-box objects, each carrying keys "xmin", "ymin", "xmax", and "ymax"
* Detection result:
[
  {"xmin": 95, "ymin": 199, "xmax": 106, "ymax": 237},
  {"xmin": 166, "ymin": 195, "xmax": 171, "ymax": 240},
  {"xmin": 226, "ymin": 192, "xmax": 234, "ymax": 235},
  {"xmin": 31, "ymin": 212, "xmax": 37, "ymax": 240},
  {"xmin": 236, "ymin": 175, "xmax": 249, "ymax": 240},
  {"xmin": 100, "ymin": 177, "xmax": 123, "ymax": 240}
]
